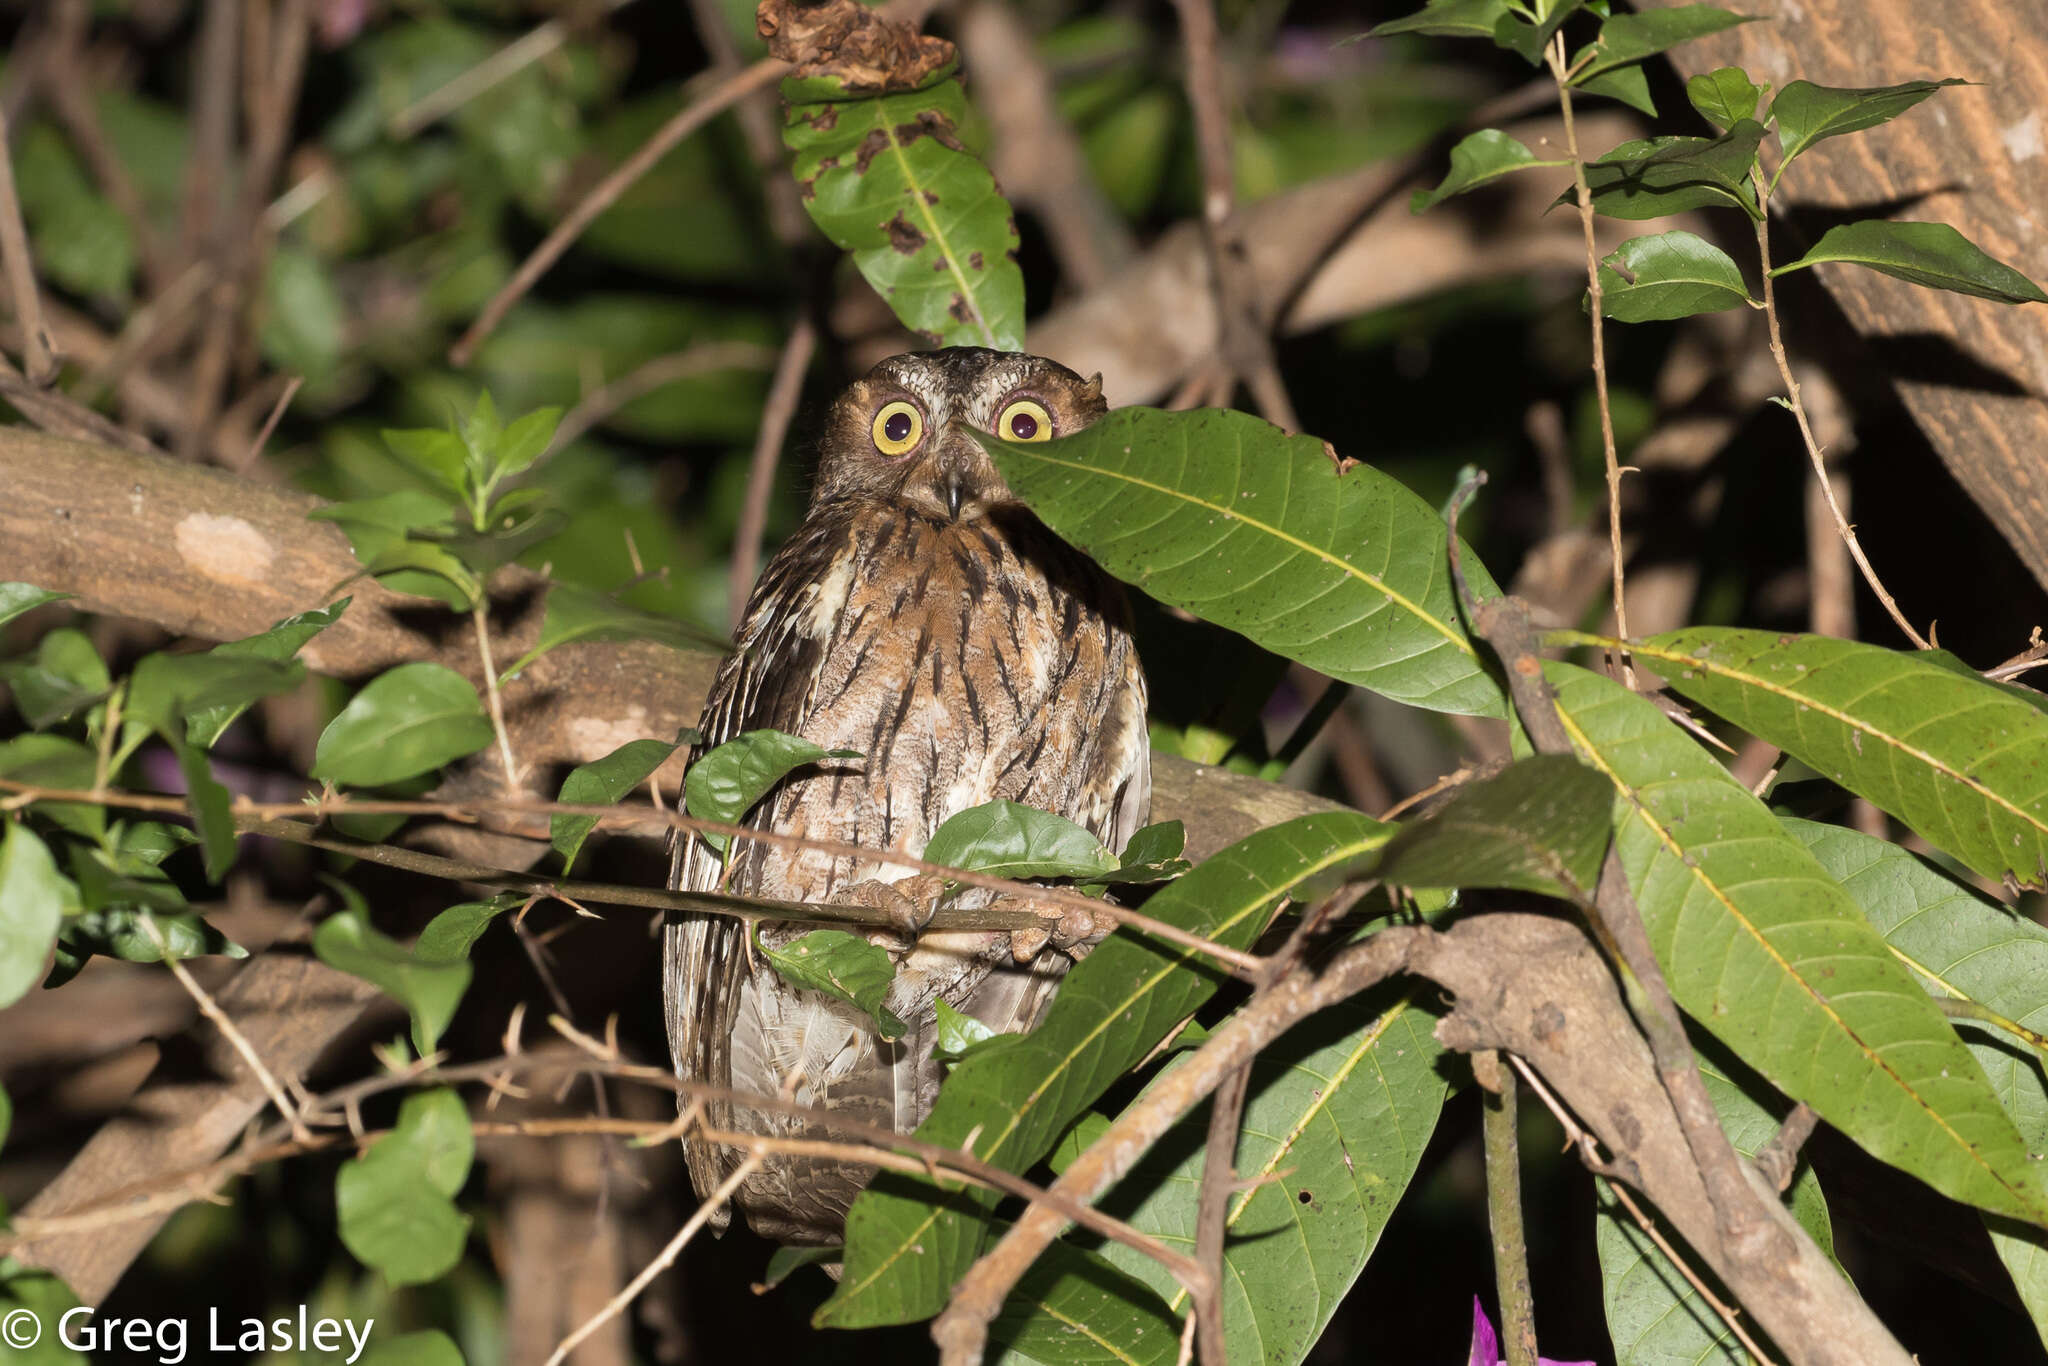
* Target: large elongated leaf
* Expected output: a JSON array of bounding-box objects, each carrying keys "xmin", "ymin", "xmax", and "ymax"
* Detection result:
[
  {"xmin": 979, "ymin": 408, "xmax": 1506, "ymax": 717},
  {"xmin": 1575, "ymin": 122, "xmax": 1765, "ymax": 220},
  {"xmin": 821, "ymin": 811, "xmax": 1395, "ymax": 1328},
  {"xmin": 1370, "ymin": 753, "xmax": 1611, "ymax": 899},
  {"xmin": 1546, "ymin": 660, "xmax": 2048, "ymax": 1225},
  {"xmin": 782, "ymin": 67, "xmax": 1024, "ymax": 350},
  {"xmin": 1770, "ymin": 221, "xmax": 2047, "ymax": 305},
  {"xmin": 1635, "ymin": 628, "xmax": 2048, "ymax": 890},
  {"xmin": 1086, "ymin": 987, "xmax": 1451, "ymax": 1366},
  {"xmin": 1785, "ymin": 817, "xmax": 2048, "ymax": 1349},
  {"xmin": 1770, "ymin": 79, "xmax": 1965, "ymax": 168},
  {"xmin": 990, "ymin": 1240, "xmax": 1183, "ymax": 1366},
  {"xmin": 1598, "ymin": 1054, "xmax": 1835, "ymax": 1366}
]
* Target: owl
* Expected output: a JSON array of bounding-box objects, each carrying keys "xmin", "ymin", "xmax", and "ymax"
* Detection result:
[{"xmin": 664, "ymin": 348, "xmax": 1151, "ymax": 1245}]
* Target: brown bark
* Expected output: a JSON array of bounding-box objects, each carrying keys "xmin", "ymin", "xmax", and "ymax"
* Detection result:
[{"xmin": 1641, "ymin": 0, "xmax": 2048, "ymax": 591}]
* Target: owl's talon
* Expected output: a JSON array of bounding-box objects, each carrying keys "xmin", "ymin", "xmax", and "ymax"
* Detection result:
[
  {"xmin": 845, "ymin": 874, "xmax": 948, "ymax": 950},
  {"xmin": 1008, "ymin": 926, "xmax": 1052, "ymax": 962}
]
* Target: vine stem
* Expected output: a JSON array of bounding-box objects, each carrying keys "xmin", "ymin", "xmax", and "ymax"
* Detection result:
[
  {"xmin": 1481, "ymin": 1056, "xmax": 1538, "ymax": 1366},
  {"xmin": 1750, "ymin": 212, "xmax": 1930, "ymax": 649},
  {"xmin": 1545, "ymin": 33, "xmax": 1632, "ymax": 686},
  {"xmin": 472, "ymin": 602, "xmax": 522, "ymax": 787}
]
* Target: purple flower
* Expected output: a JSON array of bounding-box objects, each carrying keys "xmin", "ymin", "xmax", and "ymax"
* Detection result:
[{"xmin": 1467, "ymin": 1297, "xmax": 1596, "ymax": 1366}]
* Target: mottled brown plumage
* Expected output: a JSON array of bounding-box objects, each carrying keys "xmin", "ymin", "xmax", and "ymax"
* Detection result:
[{"xmin": 664, "ymin": 348, "xmax": 1150, "ymax": 1243}]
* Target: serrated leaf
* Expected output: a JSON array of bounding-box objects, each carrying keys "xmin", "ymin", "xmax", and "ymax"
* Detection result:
[
  {"xmin": 186, "ymin": 600, "xmax": 349, "ymax": 749},
  {"xmin": 761, "ymin": 929, "xmax": 907, "ymax": 1039},
  {"xmin": 977, "ymin": 409, "xmax": 1508, "ymax": 718},
  {"xmin": 1410, "ymin": 129, "xmax": 1568, "ymax": 214},
  {"xmin": 1368, "ymin": 0, "xmax": 1512, "ymax": 39},
  {"xmin": 933, "ymin": 996, "xmax": 1003, "ymax": 1063},
  {"xmin": 1086, "ymin": 987, "xmax": 1452, "ymax": 1366},
  {"xmin": 1636, "ymin": 628, "xmax": 2048, "ymax": 889},
  {"xmin": 1595, "ymin": 229, "xmax": 1753, "ymax": 322},
  {"xmin": 1, "ymin": 628, "xmax": 110, "ymax": 729},
  {"xmin": 782, "ymin": 70, "xmax": 1024, "ymax": 350},
  {"xmin": 1688, "ymin": 66, "xmax": 1765, "ymax": 129},
  {"xmin": 1598, "ymin": 1053, "xmax": 1835, "ymax": 1366},
  {"xmin": 1574, "ymin": 121, "xmax": 1765, "ymax": 220},
  {"xmin": 822, "ymin": 811, "xmax": 1393, "ymax": 1328},
  {"xmin": 1771, "ymin": 79, "xmax": 1966, "ymax": 167},
  {"xmin": 1547, "ymin": 659, "xmax": 2048, "ymax": 1226},
  {"xmin": 0, "ymin": 824, "xmax": 69, "ymax": 1009},
  {"xmin": 500, "ymin": 581, "xmax": 722, "ymax": 680},
  {"xmin": 311, "ymin": 663, "xmax": 495, "ymax": 788},
  {"xmin": 0, "ymin": 583, "xmax": 71, "ymax": 629},
  {"xmin": 684, "ymin": 729, "xmax": 860, "ymax": 857},
  {"xmin": 989, "ymin": 1240, "xmax": 1183, "ymax": 1365},
  {"xmin": 337, "ymin": 1087, "xmax": 473, "ymax": 1286},
  {"xmin": 1770, "ymin": 220, "xmax": 2047, "ymax": 305},
  {"xmin": 1570, "ymin": 7, "xmax": 1755, "ymax": 85},
  {"xmin": 314, "ymin": 909, "xmax": 474, "ymax": 1055},
  {"xmin": 1372, "ymin": 753, "xmax": 1612, "ymax": 898},
  {"xmin": 1783, "ymin": 817, "xmax": 2048, "ymax": 1349},
  {"xmin": 552, "ymin": 736, "xmax": 681, "ymax": 873},
  {"xmin": 414, "ymin": 895, "xmax": 523, "ymax": 964},
  {"xmin": 922, "ymin": 800, "xmax": 1119, "ymax": 881}
]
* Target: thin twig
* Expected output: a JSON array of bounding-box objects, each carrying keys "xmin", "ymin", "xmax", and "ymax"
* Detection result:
[
  {"xmin": 1190, "ymin": 1063, "xmax": 1247, "ymax": 1366},
  {"xmin": 138, "ymin": 912, "xmax": 314, "ymax": 1145},
  {"xmin": 550, "ymin": 340, "xmax": 780, "ymax": 453},
  {"xmin": 388, "ymin": 0, "xmax": 633, "ymax": 140},
  {"xmin": 1752, "ymin": 1102, "xmax": 1818, "ymax": 1195},
  {"xmin": 1752, "ymin": 213, "xmax": 1928, "ymax": 648},
  {"xmin": 0, "ymin": 104, "xmax": 59, "ymax": 385},
  {"xmin": 450, "ymin": 59, "xmax": 787, "ymax": 368},
  {"xmin": 1543, "ymin": 34, "xmax": 1631, "ymax": 686},
  {"xmin": 240, "ymin": 373, "xmax": 302, "ymax": 471},
  {"xmin": 473, "ymin": 602, "xmax": 523, "ymax": 788},
  {"xmin": 1480, "ymin": 1055, "xmax": 1538, "ymax": 1366},
  {"xmin": 729, "ymin": 319, "xmax": 816, "ymax": 626}
]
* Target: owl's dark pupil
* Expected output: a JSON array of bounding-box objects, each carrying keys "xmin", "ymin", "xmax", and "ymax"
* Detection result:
[
  {"xmin": 1009, "ymin": 412, "xmax": 1039, "ymax": 439},
  {"xmin": 883, "ymin": 411, "xmax": 914, "ymax": 443}
]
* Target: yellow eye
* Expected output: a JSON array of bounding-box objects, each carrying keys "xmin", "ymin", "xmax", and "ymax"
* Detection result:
[
  {"xmin": 997, "ymin": 398, "xmax": 1053, "ymax": 443},
  {"xmin": 871, "ymin": 400, "xmax": 924, "ymax": 456}
]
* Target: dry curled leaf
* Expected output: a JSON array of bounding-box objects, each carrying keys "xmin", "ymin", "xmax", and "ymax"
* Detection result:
[{"xmin": 757, "ymin": 0, "xmax": 956, "ymax": 95}]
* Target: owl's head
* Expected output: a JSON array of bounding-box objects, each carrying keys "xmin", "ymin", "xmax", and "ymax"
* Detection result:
[{"xmin": 812, "ymin": 348, "xmax": 1107, "ymax": 522}]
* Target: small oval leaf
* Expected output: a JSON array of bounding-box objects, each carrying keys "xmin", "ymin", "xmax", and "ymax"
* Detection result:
[{"xmin": 311, "ymin": 663, "xmax": 495, "ymax": 788}]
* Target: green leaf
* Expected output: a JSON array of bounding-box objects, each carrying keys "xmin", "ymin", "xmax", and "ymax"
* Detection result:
[
  {"xmin": 1, "ymin": 629, "xmax": 110, "ymax": 729},
  {"xmin": 1368, "ymin": 0, "xmax": 1512, "ymax": 39},
  {"xmin": 382, "ymin": 426, "xmax": 473, "ymax": 504},
  {"xmin": 337, "ymin": 1087, "xmax": 473, "ymax": 1286},
  {"xmin": 126, "ymin": 650, "xmax": 305, "ymax": 739},
  {"xmin": 822, "ymin": 811, "xmax": 1394, "ymax": 1327},
  {"xmin": 0, "ymin": 825, "xmax": 70, "ymax": 1009},
  {"xmin": 167, "ymin": 736, "xmax": 236, "ymax": 882},
  {"xmin": 491, "ymin": 406, "xmax": 562, "ymax": 480},
  {"xmin": 1094, "ymin": 820, "xmax": 1191, "ymax": 885},
  {"xmin": 1771, "ymin": 79, "xmax": 1967, "ymax": 167},
  {"xmin": 1547, "ymin": 659, "xmax": 2048, "ymax": 1226},
  {"xmin": 552, "ymin": 736, "xmax": 681, "ymax": 873},
  {"xmin": 313, "ymin": 909, "xmax": 474, "ymax": 1055},
  {"xmin": 1571, "ymin": 7, "xmax": 1755, "ymax": 86},
  {"xmin": 1088, "ymin": 987, "xmax": 1451, "ymax": 1365},
  {"xmin": 0, "ymin": 583, "xmax": 71, "ymax": 629},
  {"xmin": 977, "ymin": 408, "xmax": 1508, "ymax": 717},
  {"xmin": 1595, "ymin": 229, "xmax": 1753, "ymax": 321},
  {"xmin": 187, "ymin": 600, "xmax": 350, "ymax": 749},
  {"xmin": 48, "ymin": 907, "xmax": 245, "ymax": 987},
  {"xmin": 311, "ymin": 663, "xmax": 495, "ymax": 788},
  {"xmin": 1410, "ymin": 129, "xmax": 1568, "ymax": 213},
  {"xmin": 361, "ymin": 540, "xmax": 486, "ymax": 612},
  {"xmin": 1371, "ymin": 753, "xmax": 1612, "ymax": 898},
  {"xmin": 1491, "ymin": 1, "xmax": 1584, "ymax": 65},
  {"xmin": 1636, "ymin": 628, "xmax": 2048, "ymax": 889},
  {"xmin": 921, "ymin": 800, "xmax": 1119, "ymax": 881},
  {"xmin": 0, "ymin": 1257, "xmax": 88, "ymax": 1366},
  {"xmin": 1575, "ymin": 121, "xmax": 1766, "ymax": 220},
  {"xmin": 782, "ymin": 70, "xmax": 1024, "ymax": 350},
  {"xmin": 760, "ymin": 929, "xmax": 907, "ymax": 1039},
  {"xmin": 0, "ymin": 735, "xmax": 102, "ymax": 839},
  {"xmin": 500, "ymin": 581, "xmax": 722, "ymax": 680},
  {"xmin": 1575, "ymin": 64, "xmax": 1657, "ymax": 116},
  {"xmin": 1769, "ymin": 220, "xmax": 2048, "ymax": 305},
  {"xmin": 311, "ymin": 488, "xmax": 460, "ymax": 539},
  {"xmin": 683, "ymin": 729, "xmax": 860, "ymax": 857},
  {"xmin": 355, "ymin": 1330, "xmax": 467, "ymax": 1366},
  {"xmin": 259, "ymin": 247, "xmax": 345, "ymax": 385},
  {"xmin": 932, "ymin": 996, "xmax": 1003, "ymax": 1063},
  {"xmin": 1598, "ymin": 1053, "xmax": 1835, "ymax": 1365},
  {"xmin": 989, "ymin": 1240, "xmax": 1183, "ymax": 1365},
  {"xmin": 1687, "ymin": 66, "xmax": 1765, "ymax": 129},
  {"xmin": 760, "ymin": 1245, "xmax": 842, "ymax": 1292},
  {"xmin": 414, "ymin": 895, "xmax": 523, "ymax": 964}
]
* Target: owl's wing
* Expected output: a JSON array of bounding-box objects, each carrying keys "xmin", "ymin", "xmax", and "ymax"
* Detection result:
[{"xmin": 663, "ymin": 516, "xmax": 848, "ymax": 1205}]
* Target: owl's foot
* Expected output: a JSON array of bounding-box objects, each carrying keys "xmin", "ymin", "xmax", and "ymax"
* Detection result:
[
  {"xmin": 1005, "ymin": 898, "xmax": 1108, "ymax": 964},
  {"xmin": 844, "ymin": 873, "xmax": 950, "ymax": 953}
]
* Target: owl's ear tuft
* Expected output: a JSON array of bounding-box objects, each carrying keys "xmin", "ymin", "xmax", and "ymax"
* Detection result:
[{"xmin": 1082, "ymin": 372, "xmax": 1104, "ymax": 400}]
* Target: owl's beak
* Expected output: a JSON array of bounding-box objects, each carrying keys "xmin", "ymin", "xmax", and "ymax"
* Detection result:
[{"xmin": 944, "ymin": 474, "xmax": 966, "ymax": 520}]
